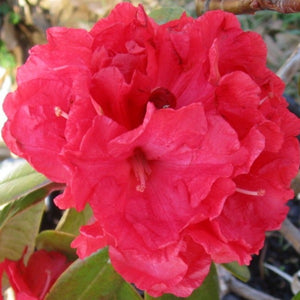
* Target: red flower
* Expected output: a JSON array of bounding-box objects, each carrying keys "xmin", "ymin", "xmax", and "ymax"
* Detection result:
[
  {"xmin": 2, "ymin": 3, "xmax": 300, "ymax": 297},
  {"xmin": 0, "ymin": 250, "xmax": 70, "ymax": 299}
]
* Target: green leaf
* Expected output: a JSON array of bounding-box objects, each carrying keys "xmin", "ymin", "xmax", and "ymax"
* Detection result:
[
  {"xmin": 222, "ymin": 262, "xmax": 250, "ymax": 282},
  {"xmin": 0, "ymin": 188, "xmax": 48, "ymax": 229},
  {"xmin": 45, "ymin": 249, "xmax": 143, "ymax": 300},
  {"xmin": 0, "ymin": 3, "xmax": 11, "ymax": 15},
  {"xmin": 0, "ymin": 200, "xmax": 45, "ymax": 261},
  {"xmin": 149, "ymin": 7, "xmax": 186, "ymax": 24},
  {"xmin": 0, "ymin": 159, "xmax": 50, "ymax": 205},
  {"xmin": 145, "ymin": 263, "xmax": 219, "ymax": 300},
  {"xmin": 36, "ymin": 230, "xmax": 77, "ymax": 261},
  {"xmin": 9, "ymin": 11, "xmax": 21, "ymax": 24},
  {"xmin": 293, "ymin": 292, "xmax": 300, "ymax": 300},
  {"xmin": 56, "ymin": 204, "xmax": 93, "ymax": 235}
]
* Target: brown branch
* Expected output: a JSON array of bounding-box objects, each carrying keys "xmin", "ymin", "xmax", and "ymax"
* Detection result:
[
  {"xmin": 279, "ymin": 218, "xmax": 300, "ymax": 255},
  {"xmin": 277, "ymin": 42, "xmax": 300, "ymax": 84},
  {"xmin": 196, "ymin": 0, "xmax": 300, "ymax": 15}
]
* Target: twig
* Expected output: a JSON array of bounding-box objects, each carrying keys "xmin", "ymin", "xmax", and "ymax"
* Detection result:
[
  {"xmin": 204, "ymin": 0, "xmax": 212, "ymax": 12},
  {"xmin": 218, "ymin": 266, "xmax": 281, "ymax": 300},
  {"xmin": 279, "ymin": 218, "xmax": 300, "ymax": 255},
  {"xmin": 258, "ymin": 241, "xmax": 268, "ymax": 280},
  {"xmin": 277, "ymin": 42, "xmax": 300, "ymax": 85},
  {"xmin": 195, "ymin": 0, "xmax": 300, "ymax": 15},
  {"xmin": 228, "ymin": 275, "xmax": 281, "ymax": 300},
  {"xmin": 264, "ymin": 262, "xmax": 293, "ymax": 282}
]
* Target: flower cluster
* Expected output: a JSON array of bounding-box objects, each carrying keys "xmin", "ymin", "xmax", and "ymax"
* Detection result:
[
  {"xmin": 2, "ymin": 3, "xmax": 300, "ymax": 297},
  {"xmin": 0, "ymin": 250, "xmax": 69, "ymax": 299}
]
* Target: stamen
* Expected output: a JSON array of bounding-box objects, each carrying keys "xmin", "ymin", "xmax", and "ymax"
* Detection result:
[
  {"xmin": 91, "ymin": 98, "xmax": 103, "ymax": 116},
  {"xmin": 54, "ymin": 106, "xmax": 69, "ymax": 119},
  {"xmin": 131, "ymin": 149, "xmax": 151, "ymax": 192},
  {"xmin": 40, "ymin": 270, "xmax": 51, "ymax": 299},
  {"xmin": 236, "ymin": 187, "xmax": 265, "ymax": 197},
  {"xmin": 259, "ymin": 96, "xmax": 268, "ymax": 105}
]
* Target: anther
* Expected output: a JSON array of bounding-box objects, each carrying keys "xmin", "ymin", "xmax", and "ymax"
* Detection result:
[
  {"xmin": 131, "ymin": 149, "xmax": 151, "ymax": 192},
  {"xmin": 236, "ymin": 187, "xmax": 265, "ymax": 197},
  {"xmin": 54, "ymin": 106, "xmax": 69, "ymax": 119}
]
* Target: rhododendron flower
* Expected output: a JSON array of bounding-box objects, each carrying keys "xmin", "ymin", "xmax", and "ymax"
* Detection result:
[
  {"xmin": 0, "ymin": 250, "xmax": 70, "ymax": 299},
  {"xmin": 2, "ymin": 2, "xmax": 300, "ymax": 297}
]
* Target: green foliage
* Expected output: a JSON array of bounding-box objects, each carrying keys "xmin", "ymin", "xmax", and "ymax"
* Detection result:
[
  {"xmin": 238, "ymin": 10, "xmax": 300, "ymax": 34},
  {"xmin": 145, "ymin": 264, "xmax": 219, "ymax": 300},
  {"xmin": 56, "ymin": 204, "xmax": 93, "ymax": 235},
  {"xmin": 222, "ymin": 261, "xmax": 250, "ymax": 282},
  {"xmin": 149, "ymin": 7, "xmax": 187, "ymax": 24},
  {"xmin": 0, "ymin": 3, "xmax": 11, "ymax": 16},
  {"xmin": 0, "ymin": 200, "xmax": 44, "ymax": 261},
  {"xmin": 0, "ymin": 159, "xmax": 50, "ymax": 204},
  {"xmin": 36, "ymin": 230, "xmax": 77, "ymax": 261},
  {"xmin": 45, "ymin": 248, "xmax": 143, "ymax": 300},
  {"xmin": 0, "ymin": 41, "xmax": 16, "ymax": 69},
  {"xmin": 292, "ymin": 292, "xmax": 300, "ymax": 300},
  {"xmin": 9, "ymin": 12, "xmax": 21, "ymax": 25},
  {"xmin": 0, "ymin": 161, "xmax": 51, "ymax": 262},
  {"xmin": 0, "ymin": 2, "xmax": 21, "ymax": 25},
  {"xmin": 0, "ymin": 188, "xmax": 47, "ymax": 229}
]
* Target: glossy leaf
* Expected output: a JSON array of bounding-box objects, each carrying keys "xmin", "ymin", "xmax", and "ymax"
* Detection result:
[
  {"xmin": 45, "ymin": 248, "xmax": 143, "ymax": 300},
  {"xmin": 0, "ymin": 159, "xmax": 50, "ymax": 204},
  {"xmin": 149, "ymin": 7, "xmax": 186, "ymax": 24},
  {"xmin": 222, "ymin": 261, "xmax": 250, "ymax": 282},
  {"xmin": 36, "ymin": 230, "xmax": 77, "ymax": 261},
  {"xmin": 0, "ymin": 200, "xmax": 44, "ymax": 261},
  {"xmin": 56, "ymin": 204, "xmax": 93, "ymax": 235},
  {"xmin": 0, "ymin": 188, "xmax": 48, "ymax": 229},
  {"xmin": 145, "ymin": 263, "xmax": 219, "ymax": 300}
]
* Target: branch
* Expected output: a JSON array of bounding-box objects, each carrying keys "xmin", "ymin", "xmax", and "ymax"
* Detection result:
[
  {"xmin": 218, "ymin": 266, "xmax": 281, "ymax": 300},
  {"xmin": 277, "ymin": 42, "xmax": 300, "ymax": 84},
  {"xmin": 195, "ymin": 0, "xmax": 300, "ymax": 15},
  {"xmin": 228, "ymin": 276, "xmax": 281, "ymax": 300},
  {"xmin": 279, "ymin": 218, "xmax": 300, "ymax": 255}
]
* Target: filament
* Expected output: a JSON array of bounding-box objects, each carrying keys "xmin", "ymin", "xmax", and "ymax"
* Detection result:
[
  {"xmin": 54, "ymin": 106, "xmax": 69, "ymax": 119},
  {"xmin": 236, "ymin": 187, "xmax": 265, "ymax": 196}
]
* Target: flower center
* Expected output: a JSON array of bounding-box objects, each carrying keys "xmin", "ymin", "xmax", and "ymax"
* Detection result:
[
  {"xmin": 149, "ymin": 87, "xmax": 176, "ymax": 109},
  {"xmin": 130, "ymin": 148, "xmax": 151, "ymax": 192},
  {"xmin": 236, "ymin": 187, "xmax": 265, "ymax": 196}
]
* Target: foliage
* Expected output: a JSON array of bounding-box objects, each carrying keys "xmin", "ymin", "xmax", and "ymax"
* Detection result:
[{"xmin": 0, "ymin": 41, "xmax": 16, "ymax": 69}]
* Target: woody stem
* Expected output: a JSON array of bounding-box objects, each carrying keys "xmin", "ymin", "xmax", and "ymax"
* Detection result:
[
  {"xmin": 279, "ymin": 218, "xmax": 300, "ymax": 255},
  {"xmin": 195, "ymin": 0, "xmax": 300, "ymax": 15}
]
